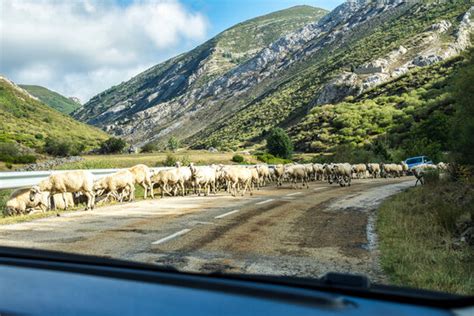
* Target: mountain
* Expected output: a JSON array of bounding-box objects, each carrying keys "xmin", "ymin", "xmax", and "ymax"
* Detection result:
[
  {"xmin": 74, "ymin": 1, "xmax": 473, "ymax": 150},
  {"xmin": 290, "ymin": 51, "xmax": 470, "ymax": 155},
  {"xmin": 19, "ymin": 85, "xmax": 81, "ymax": 114},
  {"xmin": 72, "ymin": 5, "xmax": 328, "ymax": 142},
  {"xmin": 0, "ymin": 76, "xmax": 108, "ymax": 151}
]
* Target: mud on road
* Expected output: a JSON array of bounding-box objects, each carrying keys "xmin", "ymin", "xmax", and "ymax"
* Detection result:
[{"xmin": 0, "ymin": 178, "xmax": 414, "ymax": 282}]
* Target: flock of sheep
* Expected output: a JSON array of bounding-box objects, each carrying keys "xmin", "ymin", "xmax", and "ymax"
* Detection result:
[{"xmin": 3, "ymin": 161, "xmax": 447, "ymax": 217}]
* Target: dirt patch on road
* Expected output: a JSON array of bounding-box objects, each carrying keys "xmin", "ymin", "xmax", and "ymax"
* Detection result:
[{"xmin": 297, "ymin": 205, "xmax": 369, "ymax": 258}]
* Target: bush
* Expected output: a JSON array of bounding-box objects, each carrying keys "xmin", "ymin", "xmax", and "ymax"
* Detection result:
[
  {"xmin": 255, "ymin": 153, "xmax": 291, "ymax": 164},
  {"xmin": 44, "ymin": 137, "xmax": 71, "ymax": 157},
  {"xmin": 141, "ymin": 142, "xmax": 157, "ymax": 153},
  {"xmin": 167, "ymin": 137, "xmax": 179, "ymax": 152},
  {"xmin": 232, "ymin": 154, "xmax": 244, "ymax": 163},
  {"xmin": 266, "ymin": 128, "xmax": 293, "ymax": 159},
  {"xmin": 161, "ymin": 154, "xmax": 177, "ymax": 167},
  {"xmin": 99, "ymin": 137, "xmax": 126, "ymax": 154},
  {"xmin": 0, "ymin": 142, "xmax": 37, "ymax": 164}
]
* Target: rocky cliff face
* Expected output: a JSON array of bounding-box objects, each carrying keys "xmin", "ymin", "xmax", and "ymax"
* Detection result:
[
  {"xmin": 73, "ymin": 6, "xmax": 327, "ymax": 143},
  {"xmin": 73, "ymin": 1, "xmax": 473, "ymax": 148}
]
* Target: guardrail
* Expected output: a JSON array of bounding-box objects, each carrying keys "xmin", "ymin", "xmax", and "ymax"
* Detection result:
[
  {"xmin": 0, "ymin": 168, "xmax": 170, "ymax": 190},
  {"xmin": 0, "ymin": 164, "xmax": 269, "ymax": 190}
]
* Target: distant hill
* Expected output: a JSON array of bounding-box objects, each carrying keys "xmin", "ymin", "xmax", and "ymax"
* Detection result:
[
  {"xmin": 20, "ymin": 84, "xmax": 81, "ymax": 114},
  {"xmin": 0, "ymin": 77, "xmax": 108, "ymax": 151}
]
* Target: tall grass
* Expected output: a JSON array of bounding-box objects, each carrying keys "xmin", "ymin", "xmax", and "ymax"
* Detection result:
[{"xmin": 377, "ymin": 180, "xmax": 474, "ymax": 295}]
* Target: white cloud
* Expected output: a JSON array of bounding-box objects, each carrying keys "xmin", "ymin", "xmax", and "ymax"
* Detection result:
[{"xmin": 0, "ymin": 0, "xmax": 208, "ymax": 102}]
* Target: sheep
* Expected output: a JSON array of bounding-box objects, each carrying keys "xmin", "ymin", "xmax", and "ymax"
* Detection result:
[
  {"xmin": 221, "ymin": 166, "xmax": 253, "ymax": 197},
  {"xmin": 4, "ymin": 188, "xmax": 49, "ymax": 216},
  {"xmin": 313, "ymin": 163, "xmax": 324, "ymax": 181},
  {"xmin": 50, "ymin": 192, "xmax": 75, "ymax": 210},
  {"xmin": 323, "ymin": 163, "xmax": 334, "ymax": 184},
  {"xmin": 400, "ymin": 162, "xmax": 409, "ymax": 176},
  {"xmin": 248, "ymin": 166, "xmax": 261, "ymax": 190},
  {"xmin": 284, "ymin": 164, "xmax": 309, "ymax": 189},
  {"xmin": 412, "ymin": 164, "xmax": 438, "ymax": 186},
  {"xmin": 303, "ymin": 164, "xmax": 315, "ymax": 182},
  {"xmin": 366, "ymin": 163, "xmax": 381, "ymax": 178},
  {"xmin": 151, "ymin": 167, "xmax": 186, "ymax": 198},
  {"xmin": 30, "ymin": 170, "xmax": 95, "ymax": 210},
  {"xmin": 129, "ymin": 164, "xmax": 154, "ymax": 199},
  {"xmin": 351, "ymin": 164, "xmax": 367, "ymax": 179},
  {"xmin": 381, "ymin": 163, "xmax": 402, "ymax": 178},
  {"xmin": 93, "ymin": 170, "xmax": 135, "ymax": 203},
  {"xmin": 437, "ymin": 162, "xmax": 448, "ymax": 171},
  {"xmin": 255, "ymin": 164, "xmax": 271, "ymax": 186},
  {"xmin": 332, "ymin": 163, "xmax": 352, "ymax": 187},
  {"xmin": 272, "ymin": 164, "xmax": 285, "ymax": 186},
  {"xmin": 189, "ymin": 163, "xmax": 217, "ymax": 196}
]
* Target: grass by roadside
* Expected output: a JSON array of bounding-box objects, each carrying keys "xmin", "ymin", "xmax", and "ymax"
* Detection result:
[
  {"xmin": 53, "ymin": 150, "xmax": 258, "ymax": 170},
  {"xmin": 377, "ymin": 180, "xmax": 474, "ymax": 295}
]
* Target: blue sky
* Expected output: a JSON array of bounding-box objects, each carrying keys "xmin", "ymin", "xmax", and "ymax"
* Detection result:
[{"xmin": 0, "ymin": 0, "xmax": 344, "ymax": 102}]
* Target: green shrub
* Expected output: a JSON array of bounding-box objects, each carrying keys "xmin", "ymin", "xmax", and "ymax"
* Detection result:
[
  {"xmin": 255, "ymin": 152, "xmax": 291, "ymax": 164},
  {"xmin": 232, "ymin": 154, "xmax": 244, "ymax": 163},
  {"xmin": 44, "ymin": 137, "xmax": 71, "ymax": 157},
  {"xmin": 141, "ymin": 142, "xmax": 157, "ymax": 153},
  {"xmin": 167, "ymin": 137, "xmax": 179, "ymax": 152},
  {"xmin": 99, "ymin": 137, "xmax": 126, "ymax": 154},
  {"xmin": 161, "ymin": 154, "xmax": 177, "ymax": 167},
  {"xmin": 266, "ymin": 128, "xmax": 293, "ymax": 159}
]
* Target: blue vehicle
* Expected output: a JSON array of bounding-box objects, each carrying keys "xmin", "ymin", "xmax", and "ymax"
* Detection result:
[{"xmin": 404, "ymin": 156, "xmax": 433, "ymax": 169}]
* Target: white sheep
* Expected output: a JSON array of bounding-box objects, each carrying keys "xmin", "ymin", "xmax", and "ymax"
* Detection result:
[
  {"xmin": 366, "ymin": 163, "xmax": 381, "ymax": 178},
  {"xmin": 189, "ymin": 163, "xmax": 217, "ymax": 196},
  {"xmin": 129, "ymin": 164, "xmax": 154, "ymax": 199},
  {"xmin": 30, "ymin": 170, "xmax": 95, "ymax": 210},
  {"xmin": 4, "ymin": 188, "xmax": 49, "ymax": 216},
  {"xmin": 93, "ymin": 170, "xmax": 135, "ymax": 203},
  {"xmin": 284, "ymin": 164, "xmax": 309, "ymax": 189},
  {"xmin": 332, "ymin": 163, "xmax": 352, "ymax": 187}
]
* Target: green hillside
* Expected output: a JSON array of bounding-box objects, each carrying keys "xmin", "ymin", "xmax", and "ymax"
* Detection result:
[
  {"xmin": 20, "ymin": 84, "xmax": 81, "ymax": 114},
  {"xmin": 0, "ymin": 78, "xmax": 108, "ymax": 152},
  {"xmin": 290, "ymin": 52, "xmax": 469, "ymax": 161},
  {"xmin": 190, "ymin": 1, "xmax": 472, "ymax": 150}
]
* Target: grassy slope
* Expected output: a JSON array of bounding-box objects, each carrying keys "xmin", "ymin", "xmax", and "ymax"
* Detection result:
[
  {"xmin": 19, "ymin": 85, "xmax": 81, "ymax": 114},
  {"xmin": 191, "ymin": 2, "xmax": 470, "ymax": 149},
  {"xmin": 377, "ymin": 181, "xmax": 473, "ymax": 295},
  {"xmin": 0, "ymin": 78, "xmax": 108, "ymax": 150},
  {"xmin": 290, "ymin": 55, "xmax": 464, "ymax": 152}
]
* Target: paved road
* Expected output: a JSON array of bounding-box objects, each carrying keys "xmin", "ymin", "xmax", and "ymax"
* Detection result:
[{"xmin": 0, "ymin": 177, "xmax": 415, "ymax": 282}]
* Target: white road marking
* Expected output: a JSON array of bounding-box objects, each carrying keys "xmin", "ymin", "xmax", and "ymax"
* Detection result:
[
  {"xmin": 214, "ymin": 209, "xmax": 239, "ymax": 219},
  {"xmin": 313, "ymin": 187, "xmax": 327, "ymax": 191},
  {"xmin": 286, "ymin": 192, "xmax": 302, "ymax": 196},
  {"xmin": 256, "ymin": 199, "xmax": 275, "ymax": 205},
  {"xmin": 151, "ymin": 229, "xmax": 191, "ymax": 245}
]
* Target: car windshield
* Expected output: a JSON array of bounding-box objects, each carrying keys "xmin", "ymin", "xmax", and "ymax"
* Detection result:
[
  {"xmin": 406, "ymin": 157, "xmax": 423, "ymax": 164},
  {"xmin": 0, "ymin": 0, "xmax": 473, "ymax": 298}
]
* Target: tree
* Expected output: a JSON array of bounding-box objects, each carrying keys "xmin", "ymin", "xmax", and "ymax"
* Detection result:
[
  {"xmin": 99, "ymin": 137, "xmax": 126, "ymax": 154},
  {"xmin": 266, "ymin": 128, "xmax": 293, "ymax": 159},
  {"xmin": 450, "ymin": 48, "xmax": 474, "ymax": 165},
  {"xmin": 167, "ymin": 136, "xmax": 179, "ymax": 152}
]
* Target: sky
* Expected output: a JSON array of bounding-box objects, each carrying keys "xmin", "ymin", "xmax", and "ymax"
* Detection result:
[{"xmin": 0, "ymin": 0, "xmax": 344, "ymax": 103}]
